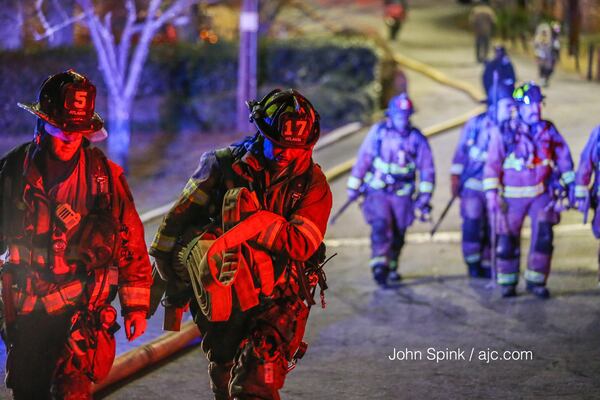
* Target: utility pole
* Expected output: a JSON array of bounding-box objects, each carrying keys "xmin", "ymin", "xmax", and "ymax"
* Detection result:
[{"xmin": 236, "ymin": 0, "xmax": 259, "ymax": 134}]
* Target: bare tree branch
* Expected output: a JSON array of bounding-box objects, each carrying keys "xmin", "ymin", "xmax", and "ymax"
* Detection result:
[
  {"xmin": 98, "ymin": 11, "xmax": 123, "ymax": 87},
  {"xmin": 34, "ymin": 0, "xmax": 85, "ymax": 41},
  {"xmin": 51, "ymin": 0, "xmax": 69, "ymax": 20},
  {"xmin": 153, "ymin": 0, "xmax": 193, "ymax": 29},
  {"xmin": 123, "ymin": 0, "xmax": 162, "ymax": 100},
  {"xmin": 77, "ymin": 0, "xmax": 121, "ymax": 96},
  {"xmin": 35, "ymin": 0, "xmax": 52, "ymax": 36},
  {"xmin": 118, "ymin": 0, "xmax": 138, "ymax": 76}
]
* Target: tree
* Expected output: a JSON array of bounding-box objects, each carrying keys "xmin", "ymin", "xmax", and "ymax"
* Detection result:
[
  {"xmin": 35, "ymin": 0, "xmax": 77, "ymax": 47},
  {"xmin": 35, "ymin": 0, "xmax": 217, "ymax": 169}
]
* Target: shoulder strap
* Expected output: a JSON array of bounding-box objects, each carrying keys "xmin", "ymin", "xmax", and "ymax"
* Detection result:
[
  {"xmin": 215, "ymin": 147, "xmax": 238, "ymax": 190},
  {"xmin": 85, "ymin": 147, "xmax": 113, "ymax": 211},
  {"xmin": 287, "ymin": 164, "xmax": 313, "ymax": 215}
]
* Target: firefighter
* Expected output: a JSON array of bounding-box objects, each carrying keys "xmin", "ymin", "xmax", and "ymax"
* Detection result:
[
  {"xmin": 483, "ymin": 82, "xmax": 575, "ymax": 298},
  {"xmin": 574, "ymin": 124, "xmax": 600, "ymax": 283},
  {"xmin": 469, "ymin": 1, "xmax": 497, "ymax": 63},
  {"xmin": 482, "ymin": 45, "xmax": 516, "ymax": 95},
  {"xmin": 451, "ymin": 83, "xmax": 515, "ymax": 279},
  {"xmin": 534, "ymin": 22, "xmax": 561, "ymax": 87},
  {"xmin": 150, "ymin": 89, "xmax": 332, "ymax": 400},
  {"xmin": 384, "ymin": 0, "xmax": 408, "ymax": 41},
  {"xmin": 347, "ymin": 94, "xmax": 435, "ymax": 286},
  {"xmin": 0, "ymin": 70, "xmax": 152, "ymax": 399}
]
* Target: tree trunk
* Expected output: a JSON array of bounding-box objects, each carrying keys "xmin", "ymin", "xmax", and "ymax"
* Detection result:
[
  {"xmin": 107, "ymin": 98, "xmax": 132, "ymax": 172},
  {"xmin": 0, "ymin": 0, "xmax": 23, "ymax": 50},
  {"xmin": 236, "ymin": 0, "xmax": 259, "ymax": 134},
  {"xmin": 567, "ymin": 0, "xmax": 580, "ymax": 58}
]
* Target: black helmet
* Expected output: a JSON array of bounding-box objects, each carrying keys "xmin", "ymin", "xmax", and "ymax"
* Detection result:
[
  {"xmin": 18, "ymin": 69, "xmax": 105, "ymax": 138},
  {"xmin": 247, "ymin": 89, "xmax": 320, "ymax": 149}
]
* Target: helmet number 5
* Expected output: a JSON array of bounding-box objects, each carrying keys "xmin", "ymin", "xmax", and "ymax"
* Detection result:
[{"xmin": 73, "ymin": 91, "xmax": 88, "ymax": 109}]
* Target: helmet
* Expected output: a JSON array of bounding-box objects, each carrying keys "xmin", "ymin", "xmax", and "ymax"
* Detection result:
[
  {"xmin": 494, "ymin": 45, "xmax": 507, "ymax": 58},
  {"xmin": 387, "ymin": 93, "xmax": 414, "ymax": 116},
  {"xmin": 18, "ymin": 69, "xmax": 106, "ymax": 141},
  {"xmin": 513, "ymin": 82, "xmax": 545, "ymax": 104},
  {"xmin": 247, "ymin": 89, "xmax": 320, "ymax": 149}
]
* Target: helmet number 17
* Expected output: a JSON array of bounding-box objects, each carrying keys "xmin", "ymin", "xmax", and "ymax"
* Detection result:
[{"xmin": 283, "ymin": 118, "xmax": 307, "ymax": 137}]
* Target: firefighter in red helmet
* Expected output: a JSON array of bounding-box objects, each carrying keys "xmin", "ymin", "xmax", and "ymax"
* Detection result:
[
  {"xmin": 0, "ymin": 70, "xmax": 152, "ymax": 399},
  {"xmin": 151, "ymin": 88, "xmax": 332, "ymax": 400}
]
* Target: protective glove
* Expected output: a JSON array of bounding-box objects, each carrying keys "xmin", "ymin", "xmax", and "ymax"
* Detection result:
[
  {"xmin": 347, "ymin": 188, "xmax": 360, "ymax": 201},
  {"xmin": 568, "ymin": 183, "xmax": 577, "ymax": 207},
  {"xmin": 575, "ymin": 189, "xmax": 590, "ymax": 213},
  {"xmin": 414, "ymin": 194, "xmax": 432, "ymax": 222},
  {"xmin": 451, "ymin": 174, "xmax": 460, "ymax": 197},
  {"xmin": 124, "ymin": 311, "xmax": 147, "ymax": 342},
  {"xmin": 486, "ymin": 191, "xmax": 501, "ymax": 214}
]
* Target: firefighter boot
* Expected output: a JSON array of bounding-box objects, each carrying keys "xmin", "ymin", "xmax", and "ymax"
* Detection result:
[
  {"xmin": 526, "ymin": 282, "xmax": 550, "ymax": 299},
  {"xmin": 388, "ymin": 271, "xmax": 402, "ymax": 283},
  {"xmin": 478, "ymin": 264, "xmax": 492, "ymax": 279},
  {"xmin": 467, "ymin": 262, "xmax": 481, "ymax": 278},
  {"xmin": 501, "ymin": 285, "xmax": 517, "ymax": 298},
  {"xmin": 388, "ymin": 261, "xmax": 402, "ymax": 283},
  {"xmin": 372, "ymin": 264, "xmax": 389, "ymax": 286}
]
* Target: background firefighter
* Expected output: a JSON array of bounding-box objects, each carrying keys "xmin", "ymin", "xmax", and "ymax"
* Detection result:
[
  {"xmin": 0, "ymin": 70, "xmax": 152, "ymax": 399},
  {"xmin": 534, "ymin": 22, "xmax": 561, "ymax": 87},
  {"xmin": 574, "ymin": 124, "xmax": 600, "ymax": 283},
  {"xmin": 483, "ymin": 82, "xmax": 575, "ymax": 298},
  {"xmin": 450, "ymin": 83, "xmax": 515, "ymax": 279},
  {"xmin": 346, "ymin": 93, "xmax": 435, "ymax": 286},
  {"xmin": 468, "ymin": 1, "xmax": 497, "ymax": 63},
  {"xmin": 384, "ymin": 0, "xmax": 408, "ymax": 41},
  {"xmin": 150, "ymin": 89, "xmax": 332, "ymax": 400}
]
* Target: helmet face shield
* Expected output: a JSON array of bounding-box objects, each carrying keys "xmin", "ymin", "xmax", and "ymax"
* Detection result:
[{"xmin": 44, "ymin": 123, "xmax": 82, "ymax": 142}]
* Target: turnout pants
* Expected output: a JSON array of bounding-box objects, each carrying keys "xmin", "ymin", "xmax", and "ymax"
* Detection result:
[
  {"xmin": 3, "ymin": 310, "xmax": 92, "ymax": 400},
  {"xmin": 361, "ymin": 191, "xmax": 413, "ymax": 272},
  {"xmin": 493, "ymin": 193, "xmax": 559, "ymax": 287},
  {"xmin": 460, "ymin": 189, "xmax": 491, "ymax": 274},
  {"xmin": 192, "ymin": 293, "xmax": 309, "ymax": 400}
]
